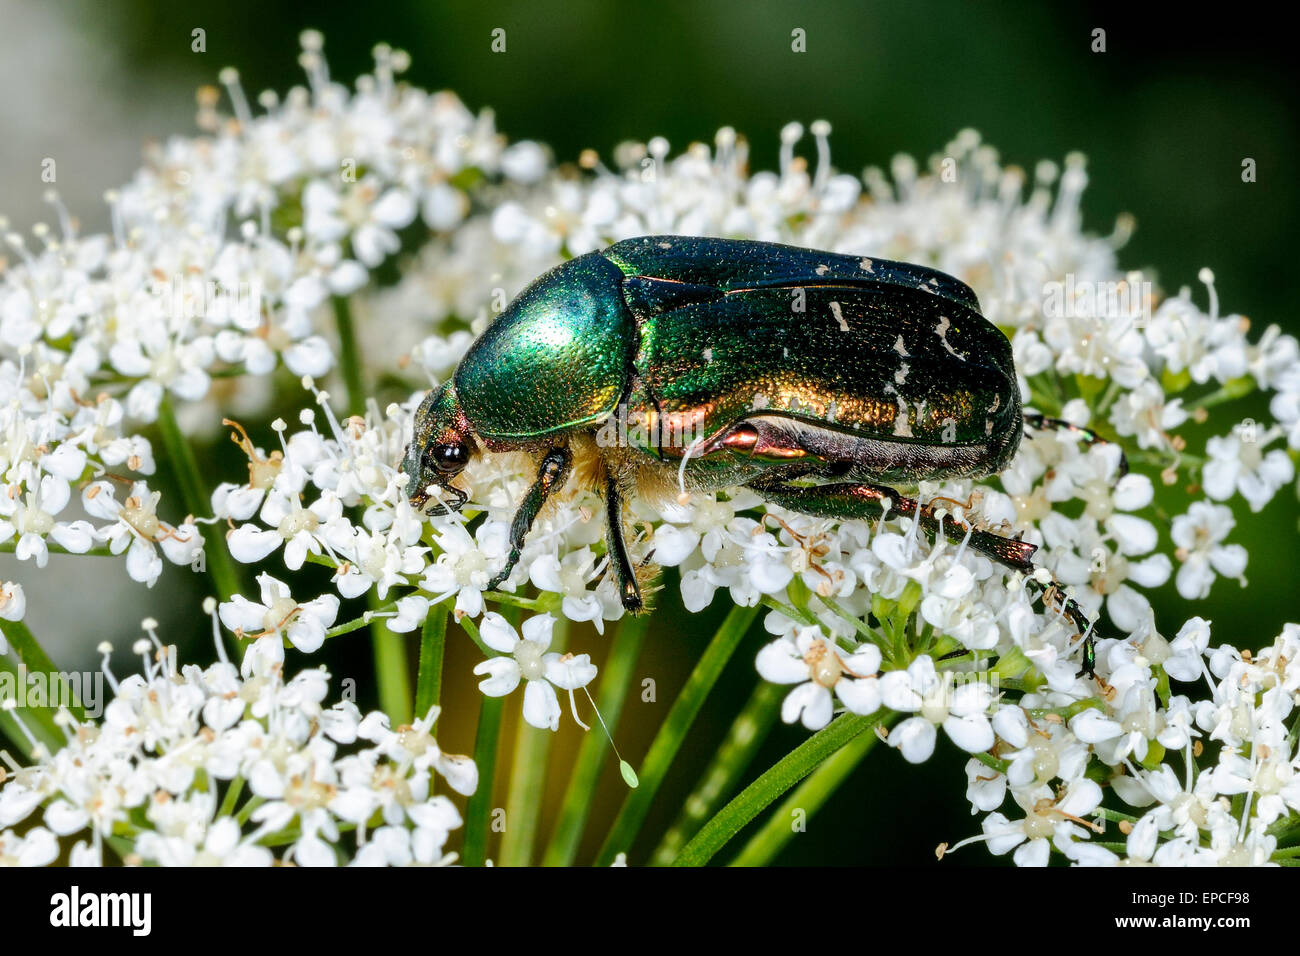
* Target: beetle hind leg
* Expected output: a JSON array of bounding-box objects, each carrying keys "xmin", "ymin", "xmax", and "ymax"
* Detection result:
[
  {"xmin": 746, "ymin": 475, "xmax": 1100, "ymax": 678},
  {"xmin": 1023, "ymin": 413, "xmax": 1129, "ymax": 478},
  {"xmin": 746, "ymin": 475, "xmax": 1038, "ymax": 571}
]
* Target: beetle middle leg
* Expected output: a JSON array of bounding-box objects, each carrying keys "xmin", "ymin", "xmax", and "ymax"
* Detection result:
[
  {"xmin": 746, "ymin": 475, "xmax": 1100, "ymax": 677},
  {"xmin": 487, "ymin": 447, "xmax": 571, "ymax": 593},
  {"xmin": 603, "ymin": 472, "xmax": 646, "ymax": 613}
]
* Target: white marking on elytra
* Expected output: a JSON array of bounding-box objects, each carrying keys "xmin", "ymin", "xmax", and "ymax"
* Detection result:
[
  {"xmin": 830, "ymin": 300, "xmax": 848, "ymax": 331},
  {"xmin": 816, "ymin": 263, "xmax": 830, "ymax": 276},
  {"xmin": 986, "ymin": 418, "xmax": 995, "ymax": 436},
  {"xmin": 986, "ymin": 393, "xmax": 1000, "ymax": 413},
  {"xmin": 826, "ymin": 400, "xmax": 839, "ymax": 422},
  {"xmin": 859, "ymin": 257, "xmax": 874, "ymax": 273},
  {"xmin": 934, "ymin": 315, "xmax": 967, "ymax": 361},
  {"xmin": 895, "ymin": 363, "xmax": 909, "ymax": 385},
  {"xmin": 703, "ymin": 347, "xmax": 713, "ymax": 363},
  {"xmin": 658, "ymin": 241, "xmax": 672, "ymax": 249},
  {"xmin": 891, "ymin": 394, "xmax": 912, "ymax": 438},
  {"xmin": 751, "ymin": 393, "xmax": 770, "ymax": 411},
  {"xmin": 894, "ymin": 335, "xmax": 910, "ymax": 357}
]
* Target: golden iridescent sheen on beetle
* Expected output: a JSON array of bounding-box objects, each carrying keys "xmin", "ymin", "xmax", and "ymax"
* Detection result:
[{"xmin": 402, "ymin": 236, "xmax": 1100, "ymax": 671}]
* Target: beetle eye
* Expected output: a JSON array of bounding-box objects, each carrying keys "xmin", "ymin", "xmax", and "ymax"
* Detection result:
[{"xmin": 429, "ymin": 442, "xmax": 469, "ymax": 473}]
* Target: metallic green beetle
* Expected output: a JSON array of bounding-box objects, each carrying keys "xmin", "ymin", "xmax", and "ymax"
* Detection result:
[{"xmin": 403, "ymin": 236, "xmax": 1097, "ymax": 665}]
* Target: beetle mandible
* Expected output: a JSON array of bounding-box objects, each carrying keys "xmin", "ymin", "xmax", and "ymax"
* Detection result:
[{"xmin": 402, "ymin": 236, "xmax": 1102, "ymax": 672}]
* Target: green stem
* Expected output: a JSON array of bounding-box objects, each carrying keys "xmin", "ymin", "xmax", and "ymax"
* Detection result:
[
  {"xmin": 0, "ymin": 619, "xmax": 83, "ymax": 722},
  {"xmin": 458, "ymin": 614, "xmax": 494, "ymax": 657},
  {"xmin": 0, "ymin": 651, "xmax": 65, "ymax": 754},
  {"xmin": 1093, "ymin": 807, "xmax": 1138, "ymax": 826},
  {"xmin": 217, "ymin": 775, "xmax": 245, "ymax": 819},
  {"xmin": 331, "ymin": 295, "xmax": 367, "ymax": 417},
  {"xmin": 484, "ymin": 591, "xmax": 562, "ymax": 614},
  {"xmin": 1267, "ymin": 813, "xmax": 1300, "ymax": 844},
  {"xmin": 992, "ymin": 646, "xmax": 1035, "ymax": 682},
  {"xmin": 105, "ymin": 835, "xmax": 137, "ymax": 864},
  {"xmin": 541, "ymin": 615, "xmax": 650, "ymax": 867},
  {"xmin": 498, "ymin": 721, "xmax": 553, "ymax": 866},
  {"xmin": 673, "ymin": 710, "xmax": 884, "ymax": 867},
  {"xmin": 235, "ymin": 795, "xmax": 264, "ymax": 826},
  {"xmin": 971, "ymin": 750, "xmax": 1011, "ymax": 775},
  {"xmin": 499, "ymin": 618, "xmax": 568, "ymax": 866},
  {"xmin": 324, "ymin": 603, "xmax": 397, "ymax": 641},
  {"xmin": 760, "ymin": 595, "xmax": 818, "ymax": 628},
  {"xmin": 157, "ymin": 396, "xmax": 243, "ymax": 610},
  {"xmin": 333, "ymin": 294, "xmax": 411, "ymax": 723},
  {"xmin": 595, "ymin": 603, "xmax": 760, "ymax": 866},
  {"xmin": 729, "ymin": 711, "xmax": 894, "ymax": 865},
  {"xmin": 414, "ymin": 604, "xmax": 447, "ymax": 720},
  {"xmin": 369, "ymin": 590, "xmax": 411, "ymax": 725},
  {"xmin": 1186, "ymin": 375, "xmax": 1255, "ymax": 412},
  {"xmin": 1094, "ymin": 378, "xmax": 1123, "ymax": 418},
  {"xmin": 462, "ymin": 694, "xmax": 506, "ymax": 867},
  {"xmin": 649, "ymin": 679, "xmax": 784, "ymax": 866},
  {"xmin": 817, "ymin": 594, "xmax": 888, "ymax": 648}
]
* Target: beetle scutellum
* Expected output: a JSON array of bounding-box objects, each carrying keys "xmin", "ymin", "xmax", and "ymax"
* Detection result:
[{"xmin": 402, "ymin": 236, "xmax": 1104, "ymax": 675}]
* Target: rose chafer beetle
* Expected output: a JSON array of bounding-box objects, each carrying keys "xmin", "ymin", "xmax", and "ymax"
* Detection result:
[{"xmin": 403, "ymin": 236, "xmax": 1102, "ymax": 673}]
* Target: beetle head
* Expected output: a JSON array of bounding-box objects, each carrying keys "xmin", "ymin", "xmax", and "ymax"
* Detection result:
[{"xmin": 403, "ymin": 383, "xmax": 476, "ymax": 514}]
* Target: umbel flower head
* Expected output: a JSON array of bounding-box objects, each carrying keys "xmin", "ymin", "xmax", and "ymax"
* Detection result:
[
  {"xmin": 2, "ymin": 32, "xmax": 1299, "ymax": 866},
  {"xmin": 0, "ymin": 612, "xmax": 474, "ymax": 866}
]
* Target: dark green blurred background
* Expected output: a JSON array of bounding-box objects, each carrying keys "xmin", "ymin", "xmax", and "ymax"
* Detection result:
[{"xmin": 8, "ymin": 0, "xmax": 1298, "ymax": 865}]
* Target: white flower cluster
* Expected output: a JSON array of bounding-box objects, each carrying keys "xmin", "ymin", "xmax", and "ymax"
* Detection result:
[
  {"xmin": 0, "ymin": 615, "xmax": 475, "ymax": 866},
  {"xmin": 953, "ymin": 618, "xmax": 1300, "ymax": 866},
  {"xmin": 0, "ymin": 31, "xmax": 543, "ymax": 592},
  {"xmin": 208, "ymin": 383, "xmax": 604, "ymax": 731},
  {"xmin": 2, "ymin": 33, "xmax": 1298, "ymax": 866}
]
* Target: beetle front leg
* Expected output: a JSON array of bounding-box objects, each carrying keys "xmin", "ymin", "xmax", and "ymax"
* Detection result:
[
  {"xmin": 604, "ymin": 474, "xmax": 645, "ymax": 613},
  {"xmin": 487, "ymin": 447, "xmax": 571, "ymax": 593}
]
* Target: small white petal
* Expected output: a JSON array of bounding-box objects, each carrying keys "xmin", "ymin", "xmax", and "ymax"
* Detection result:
[
  {"xmin": 478, "ymin": 612, "xmax": 519, "ymax": 654},
  {"xmin": 473, "ymin": 657, "xmax": 521, "ymax": 697},
  {"xmin": 893, "ymin": 716, "xmax": 937, "ymax": 763},
  {"xmin": 522, "ymin": 679, "xmax": 561, "ymax": 731}
]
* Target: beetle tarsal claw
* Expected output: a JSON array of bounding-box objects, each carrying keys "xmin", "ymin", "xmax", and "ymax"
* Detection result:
[{"xmin": 418, "ymin": 483, "xmax": 468, "ymax": 516}]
